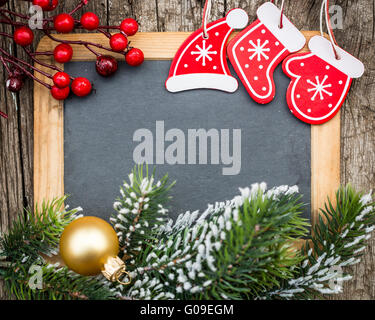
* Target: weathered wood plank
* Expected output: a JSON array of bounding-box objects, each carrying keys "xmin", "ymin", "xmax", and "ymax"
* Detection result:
[
  {"xmin": 61, "ymin": 0, "xmax": 109, "ymax": 26},
  {"xmin": 11, "ymin": 0, "xmax": 35, "ymax": 217},
  {"xmin": 334, "ymin": 0, "xmax": 375, "ymax": 300},
  {"xmin": 0, "ymin": 0, "xmax": 33, "ymax": 299}
]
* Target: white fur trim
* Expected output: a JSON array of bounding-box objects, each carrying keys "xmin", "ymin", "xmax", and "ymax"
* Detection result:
[
  {"xmin": 308, "ymin": 36, "xmax": 364, "ymax": 78},
  {"xmin": 166, "ymin": 74, "xmax": 238, "ymax": 93},
  {"xmin": 257, "ymin": 2, "xmax": 305, "ymax": 53},
  {"xmin": 226, "ymin": 9, "xmax": 249, "ymax": 29}
]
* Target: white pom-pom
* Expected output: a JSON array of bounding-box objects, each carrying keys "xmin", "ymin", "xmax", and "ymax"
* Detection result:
[{"xmin": 226, "ymin": 8, "xmax": 248, "ymax": 29}]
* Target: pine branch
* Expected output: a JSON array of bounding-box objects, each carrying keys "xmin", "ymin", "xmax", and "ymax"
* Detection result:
[
  {"xmin": 0, "ymin": 197, "xmax": 80, "ymax": 262},
  {"xmin": 264, "ymin": 185, "xmax": 375, "ymax": 299},
  {"xmin": 0, "ymin": 197, "xmax": 116, "ymax": 300},
  {"xmin": 112, "ymin": 169, "xmax": 309, "ymax": 300},
  {"xmin": 111, "ymin": 165, "xmax": 175, "ymax": 264},
  {"xmin": 2, "ymin": 168, "xmax": 374, "ymax": 300},
  {"xmin": 2, "ymin": 262, "xmax": 116, "ymax": 300}
]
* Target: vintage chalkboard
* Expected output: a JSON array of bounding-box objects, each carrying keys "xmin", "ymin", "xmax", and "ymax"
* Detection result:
[
  {"xmin": 63, "ymin": 60, "xmax": 311, "ymax": 219},
  {"xmin": 34, "ymin": 32, "xmax": 340, "ymax": 228}
]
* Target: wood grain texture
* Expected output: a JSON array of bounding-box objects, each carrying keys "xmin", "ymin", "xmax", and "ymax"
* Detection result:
[
  {"xmin": 35, "ymin": 29, "xmax": 324, "ymax": 60},
  {"xmin": 0, "ymin": 0, "xmax": 35, "ymax": 299},
  {"xmin": 311, "ymin": 114, "xmax": 341, "ymax": 225},
  {"xmin": 1, "ymin": 0, "xmax": 374, "ymax": 300},
  {"xmin": 33, "ymin": 62, "xmax": 65, "ymax": 207}
]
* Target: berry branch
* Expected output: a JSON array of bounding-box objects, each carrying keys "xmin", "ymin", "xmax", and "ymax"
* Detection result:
[{"xmin": 0, "ymin": 0, "xmax": 144, "ymax": 117}]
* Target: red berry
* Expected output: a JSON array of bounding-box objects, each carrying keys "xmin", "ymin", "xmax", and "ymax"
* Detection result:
[
  {"xmin": 53, "ymin": 72, "xmax": 71, "ymax": 88},
  {"xmin": 32, "ymin": 0, "xmax": 46, "ymax": 6},
  {"xmin": 13, "ymin": 26, "xmax": 34, "ymax": 47},
  {"xmin": 46, "ymin": 0, "xmax": 58, "ymax": 11},
  {"xmin": 125, "ymin": 48, "xmax": 144, "ymax": 66},
  {"xmin": 54, "ymin": 13, "xmax": 75, "ymax": 33},
  {"xmin": 80, "ymin": 12, "xmax": 100, "ymax": 30},
  {"xmin": 6, "ymin": 77, "xmax": 23, "ymax": 92},
  {"xmin": 71, "ymin": 77, "xmax": 92, "ymax": 97},
  {"xmin": 51, "ymin": 85, "xmax": 70, "ymax": 100},
  {"xmin": 32, "ymin": 0, "xmax": 58, "ymax": 11},
  {"xmin": 96, "ymin": 55, "xmax": 118, "ymax": 77},
  {"xmin": 120, "ymin": 18, "xmax": 138, "ymax": 36},
  {"xmin": 53, "ymin": 43, "xmax": 73, "ymax": 63},
  {"xmin": 109, "ymin": 33, "xmax": 128, "ymax": 52},
  {"xmin": 10, "ymin": 65, "xmax": 26, "ymax": 80}
]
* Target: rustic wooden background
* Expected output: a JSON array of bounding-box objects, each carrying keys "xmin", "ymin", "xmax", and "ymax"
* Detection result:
[{"xmin": 0, "ymin": 0, "xmax": 374, "ymax": 299}]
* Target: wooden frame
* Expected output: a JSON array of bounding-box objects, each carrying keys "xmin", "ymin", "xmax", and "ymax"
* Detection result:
[{"xmin": 34, "ymin": 31, "xmax": 340, "ymax": 228}]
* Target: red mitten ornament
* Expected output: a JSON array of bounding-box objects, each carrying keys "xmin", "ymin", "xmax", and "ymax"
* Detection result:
[
  {"xmin": 165, "ymin": 9, "xmax": 248, "ymax": 93},
  {"xmin": 282, "ymin": 36, "xmax": 364, "ymax": 125},
  {"xmin": 227, "ymin": 2, "xmax": 305, "ymax": 104}
]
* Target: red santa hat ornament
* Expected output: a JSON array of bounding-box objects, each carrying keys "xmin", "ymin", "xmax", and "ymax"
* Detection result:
[
  {"xmin": 165, "ymin": 0, "xmax": 248, "ymax": 93},
  {"xmin": 227, "ymin": 1, "xmax": 306, "ymax": 104},
  {"xmin": 282, "ymin": 0, "xmax": 364, "ymax": 125}
]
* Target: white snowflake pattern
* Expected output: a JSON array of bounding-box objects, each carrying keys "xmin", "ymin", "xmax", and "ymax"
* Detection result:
[
  {"xmin": 307, "ymin": 75, "xmax": 333, "ymax": 101},
  {"xmin": 191, "ymin": 40, "xmax": 217, "ymax": 66},
  {"xmin": 248, "ymin": 39, "xmax": 271, "ymax": 61}
]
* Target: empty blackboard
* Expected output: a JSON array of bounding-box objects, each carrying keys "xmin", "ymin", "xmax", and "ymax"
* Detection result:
[
  {"xmin": 34, "ymin": 32, "xmax": 340, "ymax": 229},
  {"xmin": 63, "ymin": 60, "xmax": 311, "ymax": 219}
]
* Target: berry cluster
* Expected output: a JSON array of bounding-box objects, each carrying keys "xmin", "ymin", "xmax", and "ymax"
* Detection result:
[{"xmin": 0, "ymin": 0, "xmax": 144, "ymax": 111}]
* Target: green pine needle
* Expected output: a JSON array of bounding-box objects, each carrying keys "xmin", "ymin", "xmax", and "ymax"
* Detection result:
[{"xmin": 1, "ymin": 167, "xmax": 374, "ymax": 300}]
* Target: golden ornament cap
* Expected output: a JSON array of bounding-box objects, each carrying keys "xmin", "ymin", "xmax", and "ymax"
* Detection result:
[{"xmin": 102, "ymin": 256, "xmax": 132, "ymax": 285}]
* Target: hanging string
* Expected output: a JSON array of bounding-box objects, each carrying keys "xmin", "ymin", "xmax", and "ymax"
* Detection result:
[
  {"xmin": 0, "ymin": 110, "xmax": 8, "ymax": 119},
  {"xmin": 201, "ymin": 0, "xmax": 286, "ymax": 37},
  {"xmin": 202, "ymin": 0, "xmax": 212, "ymax": 39},
  {"xmin": 279, "ymin": 0, "xmax": 285, "ymax": 28},
  {"xmin": 320, "ymin": 0, "xmax": 340, "ymax": 59},
  {"xmin": 270, "ymin": 0, "xmax": 285, "ymax": 29}
]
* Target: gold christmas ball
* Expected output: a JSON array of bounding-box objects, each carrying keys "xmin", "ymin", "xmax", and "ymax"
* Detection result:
[{"xmin": 59, "ymin": 216, "xmax": 119, "ymax": 276}]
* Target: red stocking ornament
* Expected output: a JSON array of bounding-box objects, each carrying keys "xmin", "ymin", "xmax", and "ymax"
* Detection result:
[
  {"xmin": 227, "ymin": 1, "xmax": 305, "ymax": 104},
  {"xmin": 165, "ymin": 1, "xmax": 248, "ymax": 93},
  {"xmin": 282, "ymin": 0, "xmax": 364, "ymax": 125}
]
